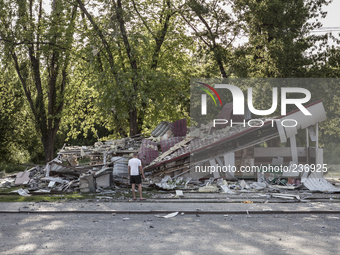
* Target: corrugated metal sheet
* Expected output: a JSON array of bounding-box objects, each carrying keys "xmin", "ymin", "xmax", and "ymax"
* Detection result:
[
  {"xmin": 138, "ymin": 139, "xmax": 159, "ymax": 166},
  {"xmin": 151, "ymin": 121, "xmax": 170, "ymax": 137},
  {"xmin": 160, "ymin": 137, "xmax": 185, "ymax": 153},
  {"xmin": 95, "ymin": 167, "xmax": 112, "ymax": 177},
  {"xmin": 113, "ymin": 163, "xmax": 128, "ymax": 177},
  {"xmin": 169, "ymin": 118, "xmax": 187, "ymax": 137},
  {"xmin": 303, "ymin": 171, "xmax": 340, "ymax": 192},
  {"xmin": 112, "ymin": 157, "xmax": 129, "ymax": 176}
]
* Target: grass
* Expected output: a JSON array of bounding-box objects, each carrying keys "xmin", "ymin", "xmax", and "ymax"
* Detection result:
[
  {"xmin": 0, "ymin": 185, "xmax": 160, "ymax": 202},
  {"xmin": 0, "ymin": 191, "xmax": 97, "ymax": 202},
  {"xmin": 0, "ymin": 163, "xmax": 28, "ymax": 174},
  {"xmin": 0, "ymin": 185, "xmax": 96, "ymax": 202},
  {"xmin": 0, "ymin": 192, "xmax": 157, "ymax": 202},
  {"xmin": 0, "ymin": 186, "xmax": 21, "ymax": 193},
  {"xmin": 78, "ymin": 157, "xmax": 91, "ymax": 164}
]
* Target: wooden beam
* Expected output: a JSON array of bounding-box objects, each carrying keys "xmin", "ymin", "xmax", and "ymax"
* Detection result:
[
  {"xmin": 52, "ymin": 162, "xmax": 88, "ymax": 173},
  {"xmin": 154, "ymin": 164, "xmax": 190, "ymax": 177}
]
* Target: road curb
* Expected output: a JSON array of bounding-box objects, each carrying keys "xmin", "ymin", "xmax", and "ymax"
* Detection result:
[{"xmin": 1, "ymin": 210, "xmax": 340, "ymax": 214}]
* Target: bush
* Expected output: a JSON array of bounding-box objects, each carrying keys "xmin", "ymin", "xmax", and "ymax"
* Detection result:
[{"xmin": 0, "ymin": 163, "xmax": 28, "ymax": 174}]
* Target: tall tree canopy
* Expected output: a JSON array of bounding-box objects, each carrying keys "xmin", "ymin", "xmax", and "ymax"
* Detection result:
[
  {"xmin": 0, "ymin": 0, "xmax": 78, "ymax": 162},
  {"xmin": 230, "ymin": 0, "xmax": 332, "ymax": 78},
  {"xmin": 0, "ymin": 0, "xmax": 339, "ymax": 163},
  {"xmin": 76, "ymin": 0, "xmax": 191, "ymax": 137}
]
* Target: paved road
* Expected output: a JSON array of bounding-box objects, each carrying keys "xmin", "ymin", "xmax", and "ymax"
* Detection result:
[
  {"xmin": 1, "ymin": 201, "xmax": 340, "ymax": 213},
  {"xmin": 1, "ymin": 212, "xmax": 339, "ymax": 254}
]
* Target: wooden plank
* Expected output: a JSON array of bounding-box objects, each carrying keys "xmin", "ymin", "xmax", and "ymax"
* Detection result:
[
  {"xmin": 145, "ymin": 138, "xmax": 193, "ymax": 168},
  {"xmin": 52, "ymin": 162, "xmax": 88, "ymax": 173},
  {"xmin": 115, "ymin": 150, "xmax": 139, "ymax": 153},
  {"xmin": 154, "ymin": 164, "xmax": 190, "ymax": 177}
]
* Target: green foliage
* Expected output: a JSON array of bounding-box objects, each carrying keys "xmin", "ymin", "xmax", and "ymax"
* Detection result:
[
  {"xmin": 184, "ymin": 0, "xmax": 239, "ymax": 78},
  {"xmin": 324, "ymin": 143, "xmax": 340, "ymax": 164},
  {"xmin": 58, "ymin": 56, "xmax": 112, "ymax": 144},
  {"xmin": 0, "ymin": 64, "xmax": 43, "ymax": 163},
  {"xmin": 0, "ymin": 0, "xmax": 339, "ymax": 164},
  {"xmin": 0, "ymin": 0, "xmax": 79, "ymax": 162},
  {"xmin": 0, "ymin": 163, "xmax": 27, "ymax": 174},
  {"xmin": 230, "ymin": 0, "xmax": 332, "ymax": 78},
  {"xmin": 0, "ymin": 191, "xmax": 97, "ymax": 202},
  {"xmin": 76, "ymin": 0, "xmax": 192, "ymax": 137}
]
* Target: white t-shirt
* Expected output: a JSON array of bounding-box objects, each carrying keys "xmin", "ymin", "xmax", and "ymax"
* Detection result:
[{"xmin": 128, "ymin": 158, "xmax": 141, "ymax": 176}]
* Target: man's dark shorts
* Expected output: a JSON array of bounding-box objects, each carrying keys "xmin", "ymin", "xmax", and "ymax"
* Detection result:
[{"xmin": 130, "ymin": 175, "xmax": 142, "ymax": 184}]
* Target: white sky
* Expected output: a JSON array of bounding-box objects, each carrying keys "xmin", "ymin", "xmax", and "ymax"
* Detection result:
[
  {"xmin": 41, "ymin": 0, "xmax": 340, "ymax": 45},
  {"xmin": 321, "ymin": 0, "xmax": 340, "ymax": 28},
  {"xmin": 42, "ymin": 0, "xmax": 340, "ymax": 28}
]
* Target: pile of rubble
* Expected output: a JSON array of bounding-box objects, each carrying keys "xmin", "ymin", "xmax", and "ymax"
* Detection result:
[
  {"xmin": 0, "ymin": 136, "xmax": 145, "ymax": 195},
  {"xmin": 2, "ymin": 106, "xmax": 340, "ymax": 197}
]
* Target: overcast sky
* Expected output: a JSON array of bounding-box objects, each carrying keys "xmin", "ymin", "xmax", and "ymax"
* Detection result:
[
  {"xmin": 41, "ymin": 0, "xmax": 340, "ymax": 43},
  {"xmin": 42, "ymin": 0, "xmax": 339, "ymax": 28},
  {"xmin": 322, "ymin": 0, "xmax": 340, "ymax": 28}
]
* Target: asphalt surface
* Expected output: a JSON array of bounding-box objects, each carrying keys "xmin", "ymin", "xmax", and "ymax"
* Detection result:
[
  {"xmin": 1, "ymin": 211, "xmax": 340, "ymax": 254},
  {"xmin": 1, "ymin": 202, "xmax": 340, "ymax": 254},
  {"xmin": 1, "ymin": 201, "xmax": 340, "ymax": 214}
]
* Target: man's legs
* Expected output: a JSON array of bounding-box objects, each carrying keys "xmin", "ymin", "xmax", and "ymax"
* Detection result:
[
  {"xmin": 138, "ymin": 183, "xmax": 144, "ymax": 199},
  {"xmin": 132, "ymin": 183, "xmax": 136, "ymax": 199}
]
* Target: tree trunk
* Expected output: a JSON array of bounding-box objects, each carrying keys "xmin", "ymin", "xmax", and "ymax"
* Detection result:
[
  {"xmin": 5, "ymin": 1, "xmax": 77, "ymax": 163},
  {"xmin": 129, "ymin": 107, "xmax": 138, "ymax": 136},
  {"xmin": 42, "ymin": 129, "xmax": 57, "ymax": 163}
]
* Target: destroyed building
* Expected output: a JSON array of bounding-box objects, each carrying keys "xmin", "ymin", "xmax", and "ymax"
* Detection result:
[{"xmin": 2, "ymin": 100, "xmax": 340, "ymax": 197}]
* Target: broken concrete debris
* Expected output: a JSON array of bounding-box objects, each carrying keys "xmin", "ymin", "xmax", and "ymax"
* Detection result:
[
  {"xmin": 175, "ymin": 190, "xmax": 184, "ymax": 197},
  {"xmin": 198, "ymin": 185, "xmax": 219, "ymax": 192},
  {"xmin": 15, "ymin": 188, "xmax": 31, "ymax": 197},
  {"xmin": 0, "ymin": 136, "xmax": 143, "ymax": 194},
  {"xmin": 79, "ymin": 175, "xmax": 96, "ymax": 193},
  {"xmin": 14, "ymin": 171, "xmax": 30, "ymax": 185}
]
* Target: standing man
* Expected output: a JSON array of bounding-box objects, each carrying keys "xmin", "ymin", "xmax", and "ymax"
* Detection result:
[{"xmin": 128, "ymin": 152, "xmax": 145, "ymax": 200}]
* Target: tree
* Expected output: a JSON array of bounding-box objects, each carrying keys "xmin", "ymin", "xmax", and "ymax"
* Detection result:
[
  {"xmin": 230, "ymin": 0, "xmax": 332, "ymax": 78},
  {"xmin": 0, "ymin": 0, "xmax": 78, "ymax": 162},
  {"xmin": 76, "ymin": 0, "xmax": 191, "ymax": 137},
  {"xmin": 228, "ymin": 0, "xmax": 340, "ymax": 150},
  {"xmin": 183, "ymin": 0, "xmax": 241, "ymax": 78},
  {"xmin": 0, "ymin": 64, "xmax": 35, "ymax": 163}
]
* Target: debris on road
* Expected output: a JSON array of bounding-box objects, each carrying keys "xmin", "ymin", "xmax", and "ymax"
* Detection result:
[{"xmin": 155, "ymin": 212, "xmax": 179, "ymax": 218}]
